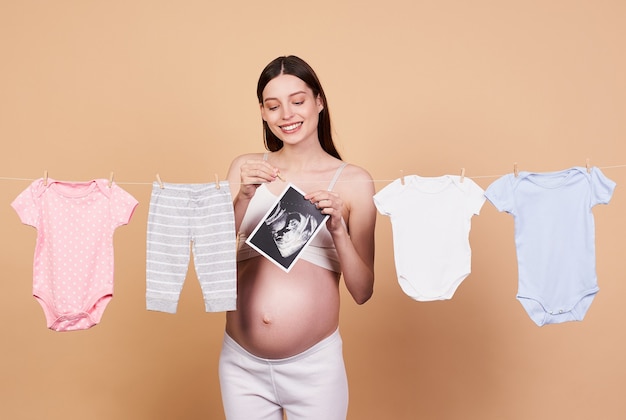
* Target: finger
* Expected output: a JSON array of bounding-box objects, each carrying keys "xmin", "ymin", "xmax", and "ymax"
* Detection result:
[
  {"xmin": 241, "ymin": 161, "xmax": 279, "ymax": 184},
  {"xmin": 244, "ymin": 161, "xmax": 278, "ymax": 175},
  {"xmin": 318, "ymin": 198, "xmax": 335, "ymax": 208},
  {"xmin": 311, "ymin": 197, "xmax": 327, "ymax": 208}
]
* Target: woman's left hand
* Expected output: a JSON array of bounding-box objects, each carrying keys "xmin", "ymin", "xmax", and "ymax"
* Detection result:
[{"xmin": 304, "ymin": 190, "xmax": 345, "ymax": 233}]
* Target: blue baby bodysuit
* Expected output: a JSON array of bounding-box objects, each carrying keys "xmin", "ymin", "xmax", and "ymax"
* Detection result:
[{"xmin": 485, "ymin": 166, "xmax": 616, "ymax": 326}]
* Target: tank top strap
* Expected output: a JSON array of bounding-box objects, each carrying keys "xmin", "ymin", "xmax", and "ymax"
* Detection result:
[
  {"xmin": 263, "ymin": 152, "xmax": 269, "ymax": 161},
  {"xmin": 327, "ymin": 162, "xmax": 348, "ymax": 191}
]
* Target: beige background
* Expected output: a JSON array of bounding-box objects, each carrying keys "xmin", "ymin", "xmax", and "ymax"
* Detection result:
[{"xmin": 1, "ymin": 1, "xmax": 625, "ymax": 419}]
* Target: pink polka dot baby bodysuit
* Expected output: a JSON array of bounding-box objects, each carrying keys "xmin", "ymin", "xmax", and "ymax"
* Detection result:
[{"xmin": 12, "ymin": 178, "xmax": 138, "ymax": 332}]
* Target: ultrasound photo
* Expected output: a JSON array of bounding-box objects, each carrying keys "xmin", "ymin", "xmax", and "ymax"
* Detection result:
[{"xmin": 246, "ymin": 183, "xmax": 329, "ymax": 272}]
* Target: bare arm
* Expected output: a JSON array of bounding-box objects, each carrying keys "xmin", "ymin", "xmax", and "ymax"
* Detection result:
[{"xmin": 305, "ymin": 167, "xmax": 376, "ymax": 304}]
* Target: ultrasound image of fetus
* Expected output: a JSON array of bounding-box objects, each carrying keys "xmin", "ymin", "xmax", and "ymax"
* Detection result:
[{"xmin": 264, "ymin": 203, "xmax": 319, "ymax": 258}]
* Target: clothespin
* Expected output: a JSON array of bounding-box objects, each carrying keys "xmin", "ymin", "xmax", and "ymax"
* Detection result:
[
  {"xmin": 214, "ymin": 173, "xmax": 221, "ymax": 189},
  {"xmin": 156, "ymin": 173, "xmax": 164, "ymax": 189},
  {"xmin": 108, "ymin": 172, "xmax": 114, "ymax": 188},
  {"xmin": 585, "ymin": 158, "xmax": 591, "ymax": 174},
  {"xmin": 276, "ymin": 170, "xmax": 286, "ymax": 182},
  {"xmin": 460, "ymin": 167, "xmax": 465, "ymax": 183},
  {"xmin": 400, "ymin": 169, "xmax": 405, "ymax": 185},
  {"xmin": 513, "ymin": 162, "xmax": 519, "ymax": 177},
  {"xmin": 43, "ymin": 170, "xmax": 48, "ymax": 186}
]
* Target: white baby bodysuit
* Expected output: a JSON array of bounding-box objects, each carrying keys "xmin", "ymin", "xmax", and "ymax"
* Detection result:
[{"xmin": 374, "ymin": 175, "xmax": 485, "ymax": 301}]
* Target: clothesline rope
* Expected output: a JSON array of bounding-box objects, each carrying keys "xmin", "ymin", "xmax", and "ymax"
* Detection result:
[{"xmin": 2, "ymin": 164, "xmax": 626, "ymax": 186}]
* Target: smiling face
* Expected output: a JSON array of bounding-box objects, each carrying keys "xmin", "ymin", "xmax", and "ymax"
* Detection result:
[{"xmin": 260, "ymin": 74, "xmax": 324, "ymax": 147}]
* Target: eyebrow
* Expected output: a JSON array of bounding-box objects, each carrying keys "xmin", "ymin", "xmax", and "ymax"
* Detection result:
[{"xmin": 263, "ymin": 91, "xmax": 308, "ymax": 103}]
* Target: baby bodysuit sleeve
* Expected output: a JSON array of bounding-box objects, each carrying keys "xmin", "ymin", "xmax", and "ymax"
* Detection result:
[
  {"xmin": 11, "ymin": 179, "xmax": 45, "ymax": 228},
  {"xmin": 109, "ymin": 183, "xmax": 139, "ymax": 228},
  {"xmin": 466, "ymin": 178, "xmax": 487, "ymax": 216},
  {"xmin": 484, "ymin": 174, "xmax": 515, "ymax": 214},
  {"xmin": 373, "ymin": 178, "xmax": 403, "ymax": 216},
  {"xmin": 590, "ymin": 167, "xmax": 616, "ymax": 207}
]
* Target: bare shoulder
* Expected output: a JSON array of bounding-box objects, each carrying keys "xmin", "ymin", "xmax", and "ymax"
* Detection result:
[
  {"xmin": 336, "ymin": 162, "xmax": 376, "ymax": 202},
  {"xmin": 339, "ymin": 163, "xmax": 375, "ymax": 192},
  {"xmin": 229, "ymin": 152, "xmax": 266, "ymax": 167},
  {"xmin": 227, "ymin": 152, "xmax": 267, "ymax": 173},
  {"xmin": 335, "ymin": 162, "xmax": 376, "ymax": 232},
  {"xmin": 341, "ymin": 163, "xmax": 374, "ymax": 183}
]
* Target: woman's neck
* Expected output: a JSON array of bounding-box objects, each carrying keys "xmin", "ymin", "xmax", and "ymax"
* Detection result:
[{"xmin": 274, "ymin": 143, "xmax": 330, "ymax": 172}]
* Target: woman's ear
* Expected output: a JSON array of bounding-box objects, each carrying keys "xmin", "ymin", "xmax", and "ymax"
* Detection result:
[{"xmin": 316, "ymin": 95, "xmax": 324, "ymax": 112}]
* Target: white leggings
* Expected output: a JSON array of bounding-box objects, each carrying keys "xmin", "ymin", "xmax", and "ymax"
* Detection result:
[{"xmin": 218, "ymin": 330, "xmax": 349, "ymax": 420}]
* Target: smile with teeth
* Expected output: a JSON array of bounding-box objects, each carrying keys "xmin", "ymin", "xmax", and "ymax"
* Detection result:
[{"xmin": 280, "ymin": 122, "xmax": 303, "ymax": 132}]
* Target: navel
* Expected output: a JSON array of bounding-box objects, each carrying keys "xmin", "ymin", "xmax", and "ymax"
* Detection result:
[{"xmin": 262, "ymin": 314, "xmax": 272, "ymax": 325}]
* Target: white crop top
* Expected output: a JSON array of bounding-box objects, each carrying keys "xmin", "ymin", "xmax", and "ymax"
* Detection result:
[{"xmin": 237, "ymin": 157, "xmax": 347, "ymax": 273}]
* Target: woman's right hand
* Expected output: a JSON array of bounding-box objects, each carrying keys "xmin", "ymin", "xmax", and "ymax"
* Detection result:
[{"xmin": 238, "ymin": 159, "xmax": 279, "ymax": 199}]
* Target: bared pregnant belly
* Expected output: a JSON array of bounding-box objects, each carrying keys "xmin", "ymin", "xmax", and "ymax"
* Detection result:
[{"xmin": 226, "ymin": 256, "xmax": 341, "ymax": 359}]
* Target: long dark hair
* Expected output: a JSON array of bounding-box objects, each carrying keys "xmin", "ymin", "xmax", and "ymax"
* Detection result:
[{"xmin": 257, "ymin": 55, "xmax": 342, "ymax": 160}]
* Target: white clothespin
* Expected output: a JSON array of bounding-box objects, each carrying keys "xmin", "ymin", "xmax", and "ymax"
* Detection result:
[{"xmin": 156, "ymin": 173, "xmax": 164, "ymax": 189}]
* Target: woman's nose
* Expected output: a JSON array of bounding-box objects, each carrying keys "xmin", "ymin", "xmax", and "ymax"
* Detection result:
[{"xmin": 281, "ymin": 104, "xmax": 294, "ymax": 119}]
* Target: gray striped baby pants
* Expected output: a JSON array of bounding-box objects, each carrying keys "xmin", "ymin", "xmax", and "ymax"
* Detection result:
[{"xmin": 146, "ymin": 182, "xmax": 237, "ymax": 313}]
